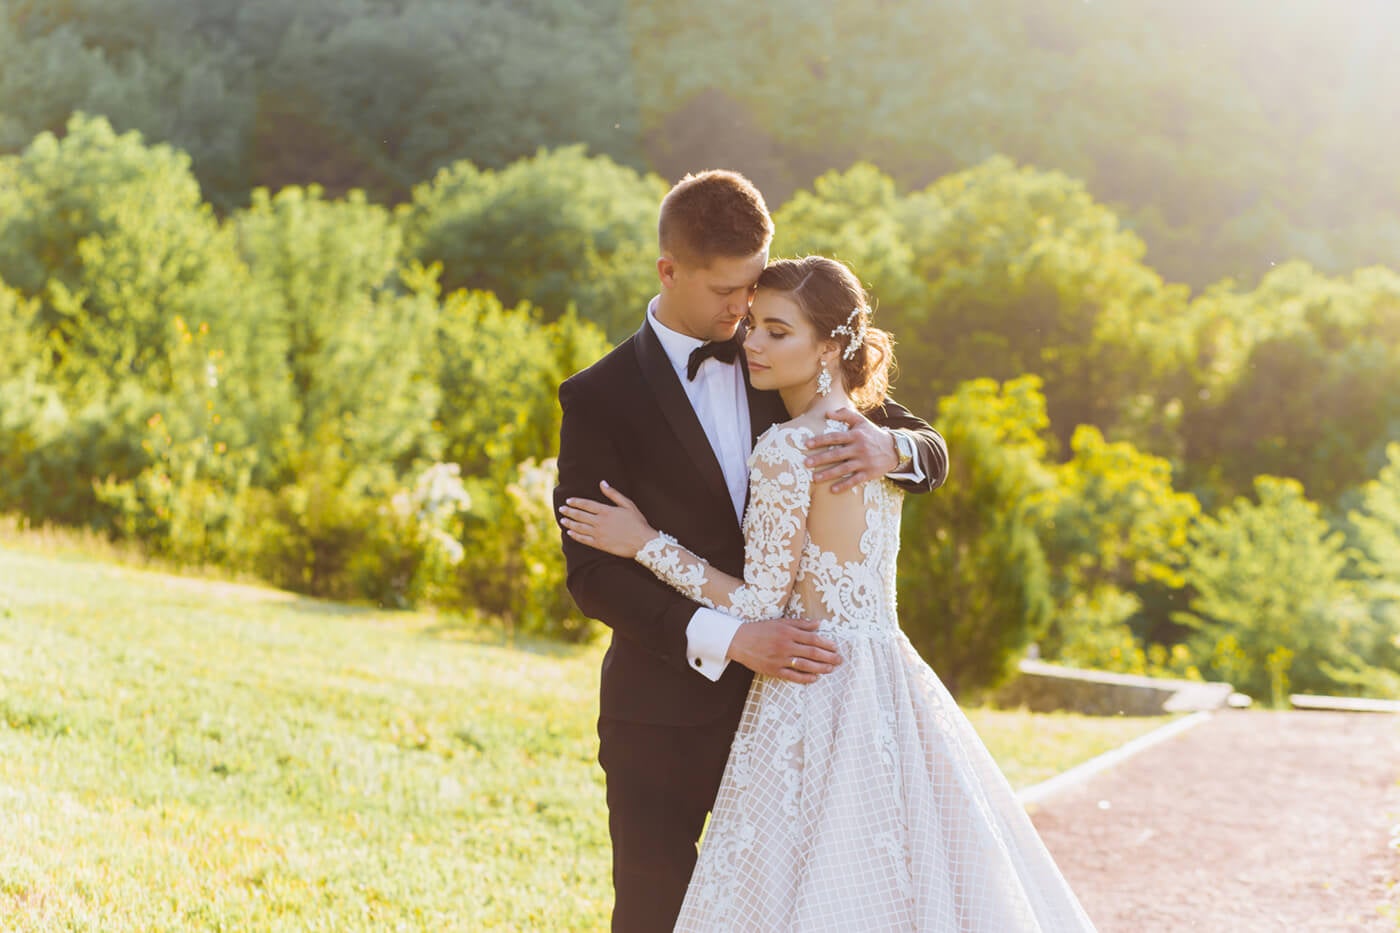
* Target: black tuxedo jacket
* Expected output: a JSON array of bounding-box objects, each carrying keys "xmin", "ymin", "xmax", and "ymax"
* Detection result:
[{"xmin": 554, "ymin": 319, "xmax": 948, "ymax": 726}]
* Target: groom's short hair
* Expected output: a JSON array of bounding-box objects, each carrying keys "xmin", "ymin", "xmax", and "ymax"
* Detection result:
[{"xmin": 659, "ymin": 170, "xmax": 773, "ymax": 267}]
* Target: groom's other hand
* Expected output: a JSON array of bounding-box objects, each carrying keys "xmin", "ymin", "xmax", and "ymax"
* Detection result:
[
  {"xmin": 727, "ymin": 618, "xmax": 841, "ymax": 684},
  {"xmin": 805, "ymin": 407, "xmax": 899, "ymax": 494}
]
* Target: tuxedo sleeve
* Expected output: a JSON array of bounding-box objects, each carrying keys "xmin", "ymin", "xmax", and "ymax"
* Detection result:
[
  {"xmin": 869, "ymin": 397, "xmax": 949, "ymax": 493},
  {"xmin": 554, "ymin": 376, "xmax": 708, "ymax": 674}
]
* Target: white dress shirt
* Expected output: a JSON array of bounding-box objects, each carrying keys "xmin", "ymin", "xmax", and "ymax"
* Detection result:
[
  {"xmin": 647, "ymin": 299, "xmax": 752, "ymax": 522},
  {"xmin": 647, "ymin": 297, "xmax": 925, "ymax": 682},
  {"xmin": 647, "ymin": 299, "xmax": 751, "ymax": 681}
]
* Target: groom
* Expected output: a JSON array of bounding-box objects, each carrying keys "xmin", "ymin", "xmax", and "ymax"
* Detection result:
[{"xmin": 554, "ymin": 170, "xmax": 948, "ymax": 931}]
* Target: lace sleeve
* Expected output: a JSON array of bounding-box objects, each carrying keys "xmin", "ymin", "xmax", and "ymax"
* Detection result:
[{"xmin": 635, "ymin": 426, "xmax": 813, "ymax": 622}]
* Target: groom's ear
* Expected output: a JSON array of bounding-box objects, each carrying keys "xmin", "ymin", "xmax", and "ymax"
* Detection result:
[{"xmin": 657, "ymin": 255, "xmax": 678, "ymax": 288}]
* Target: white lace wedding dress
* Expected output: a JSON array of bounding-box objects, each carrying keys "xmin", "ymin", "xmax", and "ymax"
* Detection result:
[{"xmin": 635, "ymin": 421, "xmax": 1097, "ymax": 932}]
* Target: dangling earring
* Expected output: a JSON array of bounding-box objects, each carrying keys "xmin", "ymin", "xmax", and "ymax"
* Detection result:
[{"xmin": 816, "ymin": 360, "xmax": 832, "ymax": 397}]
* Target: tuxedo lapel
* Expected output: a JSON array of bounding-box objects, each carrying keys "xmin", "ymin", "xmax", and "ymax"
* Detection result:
[{"xmin": 634, "ymin": 320, "xmax": 733, "ymax": 510}]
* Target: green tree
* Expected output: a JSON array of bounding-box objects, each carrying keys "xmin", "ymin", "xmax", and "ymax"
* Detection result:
[
  {"xmin": 1176, "ymin": 477, "xmax": 1374, "ymax": 704},
  {"xmin": 0, "ymin": 279, "xmax": 40, "ymax": 381},
  {"xmin": 1180, "ymin": 262, "xmax": 1400, "ymax": 507},
  {"xmin": 453, "ymin": 458, "xmax": 594, "ymax": 642},
  {"xmin": 426, "ymin": 291, "xmax": 608, "ymax": 638},
  {"xmin": 1031, "ymin": 425, "xmax": 1201, "ymax": 674},
  {"xmin": 428, "ymin": 290, "xmax": 610, "ymax": 479},
  {"xmin": 771, "ymin": 163, "xmax": 929, "ymax": 317},
  {"xmin": 247, "ymin": 0, "xmax": 644, "ymax": 192},
  {"xmin": 628, "ymin": 0, "xmax": 1400, "ymax": 288},
  {"xmin": 93, "ymin": 180, "xmax": 440, "ymax": 574},
  {"xmin": 1341, "ymin": 443, "xmax": 1400, "ymax": 696},
  {"xmin": 0, "ymin": 114, "xmax": 246, "ymax": 395},
  {"xmin": 0, "ymin": 5, "xmax": 255, "ymax": 207},
  {"xmin": 899, "ymin": 376, "xmax": 1053, "ymax": 699},
  {"xmin": 0, "ymin": 115, "xmax": 259, "ymax": 524},
  {"xmin": 0, "ymin": 281, "xmax": 66, "ymax": 518},
  {"xmin": 1, "ymin": 0, "xmax": 644, "ymax": 206},
  {"xmin": 1351, "ymin": 444, "xmax": 1400, "ymax": 583},
  {"xmin": 773, "ymin": 160, "xmax": 1193, "ymax": 455},
  {"xmin": 899, "ymin": 157, "xmax": 1191, "ymax": 450},
  {"xmin": 400, "ymin": 146, "xmax": 666, "ymax": 340},
  {"xmin": 7, "ymin": 0, "xmax": 1400, "ymax": 288},
  {"xmin": 234, "ymin": 184, "xmax": 436, "ymax": 475}
]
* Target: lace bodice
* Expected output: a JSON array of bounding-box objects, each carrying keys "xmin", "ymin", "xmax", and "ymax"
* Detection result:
[
  {"xmin": 645, "ymin": 423, "xmax": 1097, "ymax": 931},
  {"xmin": 636, "ymin": 420, "xmax": 904, "ymax": 639}
]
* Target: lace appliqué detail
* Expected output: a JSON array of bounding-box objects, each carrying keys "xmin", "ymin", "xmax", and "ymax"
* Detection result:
[
  {"xmin": 798, "ymin": 476, "xmax": 903, "ymax": 640},
  {"xmin": 635, "ymin": 531, "xmax": 709, "ymax": 601},
  {"xmin": 634, "ymin": 425, "xmax": 813, "ymax": 622},
  {"xmin": 673, "ymin": 419, "xmax": 1098, "ymax": 932}
]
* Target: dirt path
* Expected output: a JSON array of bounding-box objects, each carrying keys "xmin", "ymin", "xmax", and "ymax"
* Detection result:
[{"xmin": 1030, "ymin": 710, "xmax": 1400, "ymax": 932}]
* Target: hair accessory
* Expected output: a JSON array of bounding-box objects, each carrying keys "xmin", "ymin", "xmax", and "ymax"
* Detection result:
[{"xmin": 830, "ymin": 308, "xmax": 866, "ymax": 360}]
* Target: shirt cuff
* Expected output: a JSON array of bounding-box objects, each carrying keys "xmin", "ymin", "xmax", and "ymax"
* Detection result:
[
  {"xmin": 685, "ymin": 606, "xmax": 742, "ymax": 682},
  {"xmin": 885, "ymin": 431, "xmax": 927, "ymax": 484}
]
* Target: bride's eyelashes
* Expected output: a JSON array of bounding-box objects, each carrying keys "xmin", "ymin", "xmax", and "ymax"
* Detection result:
[{"xmin": 745, "ymin": 319, "xmax": 788, "ymax": 340}]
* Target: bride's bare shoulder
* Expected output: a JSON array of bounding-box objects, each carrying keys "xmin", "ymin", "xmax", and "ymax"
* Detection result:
[{"xmin": 772, "ymin": 410, "xmax": 839, "ymax": 438}]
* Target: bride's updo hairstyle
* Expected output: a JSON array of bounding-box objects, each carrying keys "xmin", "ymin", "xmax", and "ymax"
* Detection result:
[{"xmin": 755, "ymin": 256, "xmax": 894, "ymax": 411}]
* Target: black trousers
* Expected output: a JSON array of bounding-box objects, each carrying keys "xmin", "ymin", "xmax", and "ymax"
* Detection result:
[{"xmin": 598, "ymin": 714, "xmax": 737, "ymax": 932}]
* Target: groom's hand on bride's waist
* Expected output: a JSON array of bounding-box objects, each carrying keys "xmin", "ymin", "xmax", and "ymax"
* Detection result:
[{"xmin": 727, "ymin": 618, "xmax": 842, "ymax": 684}]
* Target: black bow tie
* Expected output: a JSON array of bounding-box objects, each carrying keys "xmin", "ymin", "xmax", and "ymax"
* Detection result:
[{"xmin": 686, "ymin": 339, "xmax": 741, "ymax": 380}]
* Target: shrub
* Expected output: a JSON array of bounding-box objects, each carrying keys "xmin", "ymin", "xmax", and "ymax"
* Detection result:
[
  {"xmin": 454, "ymin": 458, "xmax": 594, "ymax": 643},
  {"xmin": 899, "ymin": 377, "xmax": 1054, "ymax": 700},
  {"xmin": 400, "ymin": 146, "xmax": 666, "ymax": 340}
]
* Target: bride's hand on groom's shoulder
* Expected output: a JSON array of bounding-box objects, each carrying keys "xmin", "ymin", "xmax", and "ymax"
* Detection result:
[
  {"xmin": 728, "ymin": 618, "xmax": 842, "ymax": 685},
  {"xmin": 558, "ymin": 481, "xmax": 656, "ymax": 558}
]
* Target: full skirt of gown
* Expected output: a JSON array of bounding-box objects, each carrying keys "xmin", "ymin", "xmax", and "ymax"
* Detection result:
[
  {"xmin": 635, "ymin": 422, "xmax": 1097, "ymax": 932},
  {"xmin": 674, "ymin": 624, "xmax": 1099, "ymax": 932}
]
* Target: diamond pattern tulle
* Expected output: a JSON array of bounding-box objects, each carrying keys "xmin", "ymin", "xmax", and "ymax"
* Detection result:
[{"xmin": 638, "ymin": 422, "xmax": 1098, "ymax": 932}]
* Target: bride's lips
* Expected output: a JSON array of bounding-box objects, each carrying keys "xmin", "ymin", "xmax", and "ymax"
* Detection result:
[{"xmin": 747, "ymin": 361, "xmax": 769, "ymax": 373}]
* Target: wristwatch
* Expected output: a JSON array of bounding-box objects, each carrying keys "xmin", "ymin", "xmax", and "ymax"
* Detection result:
[{"xmin": 889, "ymin": 430, "xmax": 915, "ymax": 473}]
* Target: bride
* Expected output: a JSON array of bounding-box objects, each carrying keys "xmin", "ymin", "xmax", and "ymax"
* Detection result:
[{"xmin": 559, "ymin": 256, "xmax": 1097, "ymax": 932}]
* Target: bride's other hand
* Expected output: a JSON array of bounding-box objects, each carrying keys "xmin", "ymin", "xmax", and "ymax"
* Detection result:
[{"xmin": 558, "ymin": 481, "xmax": 656, "ymax": 558}]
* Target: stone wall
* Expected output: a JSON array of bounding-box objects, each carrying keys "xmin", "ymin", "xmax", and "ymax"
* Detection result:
[{"xmin": 992, "ymin": 660, "xmax": 1235, "ymax": 717}]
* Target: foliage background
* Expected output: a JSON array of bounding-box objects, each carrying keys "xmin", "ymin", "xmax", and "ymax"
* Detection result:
[
  {"xmin": 5, "ymin": 0, "xmax": 1397, "ymax": 287},
  {"xmin": 3, "ymin": 1, "xmax": 1400, "ymax": 702}
]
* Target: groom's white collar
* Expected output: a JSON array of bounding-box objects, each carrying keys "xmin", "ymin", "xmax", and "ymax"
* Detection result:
[{"xmin": 646, "ymin": 295, "xmax": 708, "ymax": 380}]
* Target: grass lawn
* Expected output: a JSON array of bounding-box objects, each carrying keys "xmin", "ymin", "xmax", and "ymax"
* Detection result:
[{"xmin": 0, "ymin": 540, "xmax": 1168, "ymax": 931}]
